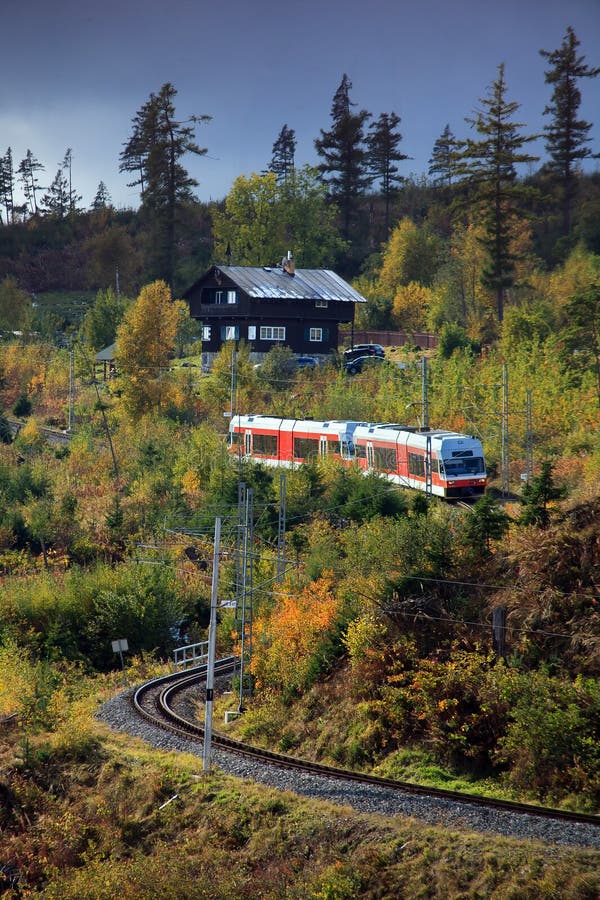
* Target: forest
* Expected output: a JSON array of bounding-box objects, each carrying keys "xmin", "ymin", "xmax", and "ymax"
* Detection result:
[{"xmin": 0, "ymin": 25, "xmax": 599, "ymax": 898}]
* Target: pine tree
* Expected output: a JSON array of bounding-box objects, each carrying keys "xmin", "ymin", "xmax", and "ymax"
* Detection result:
[
  {"xmin": 519, "ymin": 461, "xmax": 566, "ymax": 528},
  {"xmin": 91, "ymin": 181, "xmax": 112, "ymax": 209},
  {"xmin": 462, "ymin": 64, "xmax": 539, "ymax": 323},
  {"xmin": 367, "ymin": 112, "xmax": 408, "ymax": 234},
  {"xmin": 60, "ymin": 148, "xmax": 82, "ymax": 214},
  {"xmin": 41, "ymin": 168, "xmax": 70, "ymax": 218},
  {"xmin": 0, "ymin": 148, "xmax": 15, "ymax": 225},
  {"xmin": 314, "ymin": 73, "xmax": 371, "ymax": 240},
  {"xmin": 120, "ymin": 83, "xmax": 211, "ymax": 286},
  {"xmin": 268, "ymin": 124, "xmax": 296, "ymax": 181},
  {"xmin": 540, "ymin": 26, "xmax": 600, "ymax": 238},
  {"xmin": 18, "ymin": 150, "xmax": 45, "ymax": 216},
  {"xmin": 428, "ymin": 124, "xmax": 463, "ymax": 188}
]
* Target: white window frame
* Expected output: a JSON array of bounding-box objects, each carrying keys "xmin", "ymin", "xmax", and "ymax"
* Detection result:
[
  {"xmin": 227, "ymin": 290, "xmax": 238, "ymax": 304},
  {"xmin": 202, "ymin": 325, "xmax": 211, "ymax": 341},
  {"xmin": 309, "ymin": 327, "xmax": 323, "ymax": 342},
  {"xmin": 247, "ymin": 325, "xmax": 256, "ymax": 340},
  {"xmin": 315, "ymin": 300, "xmax": 328, "ymax": 308},
  {"xmin": 260, "ymin": 325, "xmax": 286, "ymax": 341}
]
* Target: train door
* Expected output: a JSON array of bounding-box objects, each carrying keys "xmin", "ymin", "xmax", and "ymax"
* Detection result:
[
  {"xmin": 245, "ymin": 431, "xmax": 252, "ymax": 455},
  {"xmin": 366, "ymin": 443, "xmax": 374, "ymax": 469},
  {"xmin": 319, "ymin": 436, "xmax": 328, "ymax": 457}
]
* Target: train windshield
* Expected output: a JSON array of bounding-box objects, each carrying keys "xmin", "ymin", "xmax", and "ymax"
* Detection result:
[{"xmin": 440, "ymin": 456, "xmax": 485, "ymax": 477}]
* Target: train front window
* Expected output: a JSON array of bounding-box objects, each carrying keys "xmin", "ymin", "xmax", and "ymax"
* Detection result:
[{"xmin": 442, "ymin": 457, "xmax": 485, "ymax": 476}]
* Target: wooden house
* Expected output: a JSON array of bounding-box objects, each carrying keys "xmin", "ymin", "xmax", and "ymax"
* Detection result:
[{"xmin": 183, "ymin": 255, "xmax": 367, "ymax": 361}]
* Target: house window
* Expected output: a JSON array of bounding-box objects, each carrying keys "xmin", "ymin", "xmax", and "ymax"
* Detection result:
[
  {"xmin": 221, "ymin": 325, "xmax": 239, "ymax": 340},
  {"xmin": 201, "ymin": 288, "xmax": 237, "ymax": 305},
  {"xmin": 248, "ymin": 326, "xmax": 256, "ymax": 340},
  {"xmin": 202, "ymin": 326, "xmax": 211, "ymax": 341},
  {"xmin": 260, "ymin": 326, "xmax": 286, "ymax": 341},
  {"xmin": 309, "ymin": 327, "xmax": 323, "ymax": 342},
  {"xmin": 315, "ymin": 300, "xmax": 328, "ymax": 308}
]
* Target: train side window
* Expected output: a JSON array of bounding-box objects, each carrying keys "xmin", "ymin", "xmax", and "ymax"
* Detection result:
[
  {"xmin": 408, "ymin": 451, "xmax": 425, "ymax": 477},
  {"xmin": 354, "ymin": 443, "xmax": 367, "ymax": 460},
  {"xmin": 253, "ymin": 433, "xmax": 277, "ymax": 455},
  {"xmin": 373, "ymin": 446, "xmax": 397, "ymax": 472},
  {"xmin": 294, "ymin": 436, "xmax": 319, "ymax": 459}
]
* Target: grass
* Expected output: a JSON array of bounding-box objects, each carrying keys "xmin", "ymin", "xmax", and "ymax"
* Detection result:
[{"xmin": 1, "ymin": 704, "xmax": 599, "ymax": 899}]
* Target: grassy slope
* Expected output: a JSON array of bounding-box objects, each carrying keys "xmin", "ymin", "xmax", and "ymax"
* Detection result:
[{"xmin": 1, "ymin": 717, "xmax": 599, "ymax": 900}]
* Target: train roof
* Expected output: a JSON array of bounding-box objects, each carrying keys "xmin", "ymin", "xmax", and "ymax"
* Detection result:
[
  {"xmin": 354, "ymin": 423, "xmax": 483, "ymax": 449},
  {"xmin": 231, "ymin": 415, "xmax": 362, "ymax": 435}
]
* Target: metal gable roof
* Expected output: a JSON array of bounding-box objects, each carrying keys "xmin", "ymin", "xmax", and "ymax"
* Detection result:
[{"xmin": 211, "ymin": 266, "xmax": 367, "ymax": 303}]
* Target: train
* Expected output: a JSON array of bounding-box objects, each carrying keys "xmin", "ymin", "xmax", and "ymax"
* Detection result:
[{"xmin": 229, "ymin": 414, "xmax": 487, "ymax": 500}]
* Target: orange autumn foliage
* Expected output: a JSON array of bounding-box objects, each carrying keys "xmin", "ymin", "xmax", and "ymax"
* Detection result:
[{"xmin": 251, "ymin": 573, "xmax": 340, "ymax": 694}]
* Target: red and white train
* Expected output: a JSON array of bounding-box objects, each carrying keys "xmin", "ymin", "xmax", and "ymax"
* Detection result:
[{"xmin": 229, "ymin": 415, "xmax": 487, "ymax": 500}]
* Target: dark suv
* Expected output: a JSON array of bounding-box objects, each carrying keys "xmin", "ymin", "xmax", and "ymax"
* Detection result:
[{"xmin": 343, "ymin": 343, "xmax": 385, "ymax": 363}]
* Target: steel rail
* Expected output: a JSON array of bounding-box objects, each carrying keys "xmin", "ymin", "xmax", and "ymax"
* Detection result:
[{"xmin": 131, "ymin": 661, "xmax": 600, "ymax": 829}]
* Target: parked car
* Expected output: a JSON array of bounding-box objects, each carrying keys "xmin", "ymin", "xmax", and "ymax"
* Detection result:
[
  {"xmin": 295, "ymin": 355, "xmax": 318, "ymax": 369},
  {"xmin": 345, "ymin": 355, "xmax": 387, "ymax": 375},
  {"xmin": 343, "ymin": 343, "xmax": 385, "ymax": 363}
]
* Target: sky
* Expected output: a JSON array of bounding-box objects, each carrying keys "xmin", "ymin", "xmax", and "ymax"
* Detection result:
[{"xmin": 2, "ymin": 0, "xmax": 599, "ymax": 210}]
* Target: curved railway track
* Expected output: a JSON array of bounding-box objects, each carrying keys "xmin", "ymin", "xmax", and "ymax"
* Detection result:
[
  {"xmin": 132, "ymin": 659, "xmax": 600, "ymax": 833},
  {"xmin": 7, "ymin": 418, "xmax": 71, "ymax": 445}
]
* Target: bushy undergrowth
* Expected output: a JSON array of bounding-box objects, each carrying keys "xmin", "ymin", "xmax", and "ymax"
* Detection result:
[{"xmin": 1, "ymin": 714, "xmax": 598, "ymax": 899}]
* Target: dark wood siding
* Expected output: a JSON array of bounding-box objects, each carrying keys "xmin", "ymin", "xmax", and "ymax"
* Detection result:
[{"xmin": 185, "ymin": 268, "xmax": 355, "ymax": 354}]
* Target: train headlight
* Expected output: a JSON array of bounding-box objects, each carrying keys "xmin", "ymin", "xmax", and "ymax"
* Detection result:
[{"xmin": 448, "ymin": 480, "xmax": 455, "ymax": 486}]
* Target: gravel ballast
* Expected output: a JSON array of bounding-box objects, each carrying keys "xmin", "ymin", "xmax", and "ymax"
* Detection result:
[{"xmin": 97, "ymin": 689, "xmax": 600, "ymax": 850}]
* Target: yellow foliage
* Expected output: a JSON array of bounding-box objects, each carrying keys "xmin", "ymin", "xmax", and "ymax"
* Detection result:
[
  {"xmin": 0, "ymin": 639, "xmax": 37, "ymax": 717},
  {"xmin": 392, "ymin": 281, "xmax": 433, "ymax": 331},
  {"xmin": 181, "ymin": 469, "xmax": 202, "ymax": 504},
  {"xmin": 115, "ymin": 281, "xmax": 181, "ymax": 418}
]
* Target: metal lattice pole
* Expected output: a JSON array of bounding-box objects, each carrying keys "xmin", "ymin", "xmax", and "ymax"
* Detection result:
[
  {"xmin": 237, "ymin": 488, "xmax": 253, "ymax": 712},
  {"xmin": 203, "ymin": 516, "xmax": 221, "ymax": 772},
  {"xmin": 421, "ymin": 356, "xmax": 429, "ymax": 430},
  {"xmin": 501, "ymin": 364, "xmax": 510, "ymax": 498},
  {"xmin": 525, "ymin": 389, "xmax": 533, "ymax": 484},
  {"xmin": 276, "ymin": 471, "xmax": 287, "ymax": 583}
]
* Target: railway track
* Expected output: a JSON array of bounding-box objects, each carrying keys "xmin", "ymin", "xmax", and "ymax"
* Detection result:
[
  {"xmin": 132, "ymin": 660, "xmax": 600, "ymax": 833},
  {"xmin": 7, "ymin": 418, "xmax": 71, "ymax": 445}
]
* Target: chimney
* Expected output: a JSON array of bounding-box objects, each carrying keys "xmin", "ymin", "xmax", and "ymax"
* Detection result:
[{"xmin": 282, "ymin": 250, "xmax": 295, "ymax": 276}]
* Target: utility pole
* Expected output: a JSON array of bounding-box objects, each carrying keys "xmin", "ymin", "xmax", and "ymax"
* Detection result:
[
  {"xmin": 203, "ymin": 516, "xmax": 221, "ymax": 773},
  {"xmin": 276, "ymin": 471, "xmax": 287, "ymax": 583},
  {"xmin": 237, "ymin": 488, "xmax": 253, "ymax": 712},
  {"xmin": 525, "ymin": 389, "xmax": 533, "ymax": 484},
  {"xmin": 68, "ymin": 344, "xmax": 74, "ymax": 432},
  {"xmin": 421, "ymin": 356, "xmax": 429, "ymax": 429},
  {"xmin": 501, "ymin": 364, "xmax": 510, "ymax": 498}
]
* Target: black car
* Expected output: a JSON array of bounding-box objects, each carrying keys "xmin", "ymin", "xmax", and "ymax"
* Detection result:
[
  {"xmin": 343, "ymin": 343, "xmax": 385, "ymax": 363},
  {"xmin": 345, "ymin": 355, "xmax": 386, "ymax": 375}
]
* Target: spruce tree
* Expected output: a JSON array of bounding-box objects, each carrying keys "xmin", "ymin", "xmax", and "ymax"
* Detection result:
[
  {"xmin": 268, "ymin": 124, "xmax": 296, "ymax": 182},
  {"xmin": 0, "ymin": 148, "xmax": 15, "ymax": 225},
  {"xmin": 428, "ymin": 124, "xmax": 463, "ymax": 188},
  {"xmin": 540, "ymin": 26, "xmax": 600, "ymax": 238},
  {"xmin": 120, "ymin": 83, "xmax": 211, "ymax": 286},
  {"xmin": 314, "ymin": 74, "xmax": 371, "ymax": 240},
  {"xmin": 367, "ymin": 111, "xmax": 408, "ymax": 234},
  {"xmin": 18, "ymin": 150, "xmax": 45, "ymax": 216},
  {"xmin": 462, "ymin": 64, "xmax": 538, "ymax": 323},
  {"xmin": 41, "ymin": 168, "xmax": 70, "ymax": 219},
  {"xmin": 91, "ymin": 181, "xmax": 112, "ymax": 210}
]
